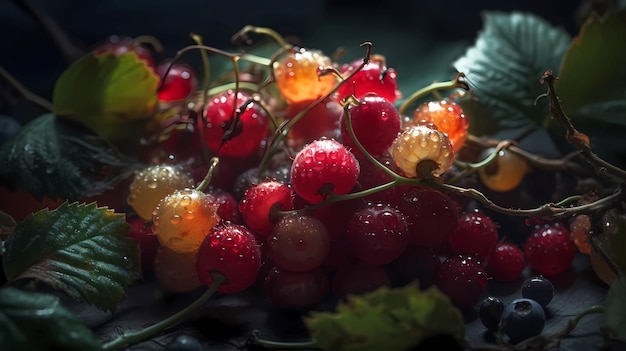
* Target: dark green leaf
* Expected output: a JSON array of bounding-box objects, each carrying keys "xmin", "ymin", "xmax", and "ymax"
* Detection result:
[
  {"xmin": 0, "ymin": 287, "xmax": 103, "ymax": 351},
  {"xmin": 556, "ymin": 10, "xmax": 626, "ymax": 115},
  {"xmin": 606, "ymin": 277, "xmax": 626, "ymax": 342},
  {"xmin": 0, "ymin": 113, "xmax": 129, "ymax": 201},
  {"xmin": 2, "ymin": 202, "xmax": 140, "ymax": 312},
  {"xmin": 53, "ymin": 51, "xmax": 159, "ymax": 141},
  {"xmin": 304, "ymin": 283, "xmax": 465, "ymax": 351},
  {"xmin": 453, "ymin": 12, "xmax": 571, "ymax": 135}
]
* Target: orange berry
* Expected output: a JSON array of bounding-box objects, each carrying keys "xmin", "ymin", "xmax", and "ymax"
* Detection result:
[
  {"xmin": 410, "ymin": 100, "xmax": 469, "ymax": 152},
  {"xmin": 273, "ymin": 48, "xmax": 337, "ymax": 104}
]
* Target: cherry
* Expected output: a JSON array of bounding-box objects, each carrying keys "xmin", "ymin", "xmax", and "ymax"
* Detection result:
[
  {"xmin": 285, "ymin": 98, "xmax": 342, "ymax": 151},
  {"xmin": 290, "ymin": 138, "xmax": 360, "ymax": 204},
  {"xmin": 336, "ymin": 55, "xmax": 400, "ymax": 103},
  {"xmin": 206, "ymin": 187, "xmax": 241, "ymax": 224},
  {"xmin": 239, "ymin": 180, "xmax": 294, "ymax": 239},
  {"xmin": 126, "ymin": 214, "xmax": 159, "ymax": 271},
  {"xmin": 156, "ymin": 61, "xmax": 198, "ymax": 102},
  {"xmin": 340, "ymin": 94, "xmax": 402, "ymax": 158}
]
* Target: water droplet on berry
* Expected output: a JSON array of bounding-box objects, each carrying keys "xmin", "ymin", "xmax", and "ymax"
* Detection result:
[
  {"xmin": 148, "ymin": 180, "xmax": 158, "ymax": 189},
  {"xmin": 180, "ymin": 195, "xmax": 192, "ymax": 207},
  {"xmin": 170, "ymin": 215, "xmax": 182, "ymax": 224}
]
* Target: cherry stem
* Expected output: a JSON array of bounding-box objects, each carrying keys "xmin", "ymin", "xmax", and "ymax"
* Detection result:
[
  {"xmin": 132, "ymin": 35, "xmax": 164, "ymax": 52},
  {"xmin": 542, "ymin": 70, "xmax": 626, "ymax": 181},
  {"xmin": 257, "ymin": 42, "xmax": 373, "ymax": 175},
  {"xmin": 190, "ymin": 33, "xmax": 211, "ymax": 97},
  {"xmin": 398, "ymin": 73, "xmax": 469, "ymax": 116},
  {"xmin": 196, "ymin": 157, "xmax": 220, "ymax": 192},
  {"xmin": 102, "ymin": 272, "xmax": 226, "ymax": 350},
  {"xmin": 247, "ymin": 330, "xmax": 321, "ymax": 350},
  {"xmin": 0, "ymin": 65, "xmax": 54, "ymax": 111},
  {"xmin": 232, "ymin": 25, "xmax": 293, "ymax": 51}
]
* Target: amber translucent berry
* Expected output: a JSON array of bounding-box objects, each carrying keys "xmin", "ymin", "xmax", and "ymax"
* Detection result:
[
  {"xmin": 390, "ymin": 124, "xmax": 454, "ymax": 178},
  {"xmin": 152, "ymin": 188, "xmax": 220, "ymax": 253},
  {"xmin": 127, "ymin": 164, "xmax": 194, "ymax": 220},
  {"xmin": 478, "ymin": 148, "xmax": 529, "ymax": 192},
  {"xmin": 273, "ymin": 47, "xmax": 337, "ymax": 104},
  {"xmin": 590, "ymin": 248, "xmax": 617, "ymax": 285},
  {"xmin": 570, "ymin": 214, "xmax": 592, "ymax": 254},
  {"xmin": 153, "ymin": 245, "xmax": 202, "ymax": 293},
  {"xmin": 410, "ymin": 100, "xmax": 469, "ymax": 152}
]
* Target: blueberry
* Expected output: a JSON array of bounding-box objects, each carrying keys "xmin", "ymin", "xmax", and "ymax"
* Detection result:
[
  {"xmin": 500, "ymin": 298, "xmax": 545, "ymax": 341},
  {"xmin": 163, "ymin": 335, "xmax": 204, "ymax": 351},
  {"xmin": 478, "ymin": 296, "xmax": 504, "ymax": 332},
  {"xmin": 521, "ymin": 276, "xmax": 555, "ymax": 307}
]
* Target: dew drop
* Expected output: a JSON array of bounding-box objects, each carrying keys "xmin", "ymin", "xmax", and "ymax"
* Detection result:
[
  {"xmin": 170, "ymin": 215, "xmax": 182, "ymax": 224},
  {"xmin": 180, "ymin": 195, "xmax": 192, "ymax": 207},
  {"xmin": 148, "ymin": 179, "xmax": 158, "ymax": 189}
]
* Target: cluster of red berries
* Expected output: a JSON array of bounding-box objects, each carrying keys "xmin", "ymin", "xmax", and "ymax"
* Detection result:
[{"xmin": 105, "ymin": 33, "xmax": 583, "ymax": 310}]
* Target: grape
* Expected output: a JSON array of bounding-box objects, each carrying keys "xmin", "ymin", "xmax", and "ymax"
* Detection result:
[
  {"xmin": 152, "ymin": 188, "xmax": 220, "ymax": 253},
  {"xmin": 153, "ymin": 245, "xmax": 202, "ymax": 293},
  {"xmin": 273, "ymin": 47, "xmax": 336, "ymax": 103},
  {"xmin": 268, "ymin": 213, "xmax": 330, "ymax": 272},
  {"xmin": 127, "ymin": 164, "xmax": 194, "ymax": 221}
]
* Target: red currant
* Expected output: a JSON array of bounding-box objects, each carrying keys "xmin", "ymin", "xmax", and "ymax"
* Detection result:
[
  {"xmin": 264, "ymin": 266, "xmax": 329, "ymax": 309},
  {"xmin": 524, "ymin": 222, "xmax": 577, "ymax": 276},
  {"xmin": 486, "ymin": 243, "xmax": 526, "ymax": 282},
  {"xmin": 447, "ymin": 210, "xmax": 499, "ymax": 263},
  {"xmin": 336, "ymin": 55, "xmax": 400, "ymax": 103},
  {"xmin": 437, "ymin": 255, "xmax": 488, "ymax": 308},
  {"xmin": 156, "ymin": 61, "xmax": 198, "ymax": 102},
  {"xmin": 239, "ymin": 180, "xmax": 294, "ymax": 239},
  {"xmin": 285, "ymin": 98, "xmax": 342, "ymax": 151},
  {"xmin": 409, "ymin": 100, "xmax": 469, "ymax": 152}
]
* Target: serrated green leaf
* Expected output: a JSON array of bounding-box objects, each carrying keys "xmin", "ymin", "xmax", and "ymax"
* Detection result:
[
  {"xmin": 53, "ymin": 51, "xmax": 159, "ymax": 141},
  {"xmin": 304, "ymin": 283, "xmax": 465, "ymax": 351},
  {"xmin": 556, "ymin": 9, "xmax": 626, "ymax": 115},
  {"xmin": 0, "ymin": 287, "xmax": 103, "ymax": 351},
  {"xmin": 453, "ymin": 12, "xmax": 571, "ymax": 136},
  {"xmin": 606, "ymin": 276, "xmax": 626, "ymax": 342},
  {"xmin": 2, "ymin": 202, "xmax": 140, "ymax": 312},
  {"xmin": 0, "ymin": 113, "xmax": 129, "ymax": 201}
]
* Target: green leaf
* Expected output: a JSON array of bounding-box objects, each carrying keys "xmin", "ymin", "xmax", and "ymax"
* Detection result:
[
  {"xmin": 556, "ymin": 9, "xmax": 626, "ymax": 115},
  {"xmin": 52, "ymin": 51, "xmax": 159, "ymax": 141},
  {"xmin": 0, "ymin": 113, "xmax": 129, "ymax": 201},
  {"xmin": 453, "ymin": 12, "xmax": 571, "ymax": 136},
  {"xmin": 606, "ymin": 276, "xmax": 626, "ymax": 342},
  {"xmin": 2, "ymin": 202, "xmax": 140, "ymax": 312},
  {"xmin": 304, "ymin": 283, "xmax": 465, "ymax": 351},
  {"xmin": 0, "ymin": 287, "xmax": 103, "ymax": 351}
]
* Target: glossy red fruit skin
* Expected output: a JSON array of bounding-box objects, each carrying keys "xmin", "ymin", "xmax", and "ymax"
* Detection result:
[
  {"xmin": 156, "ymin": 61, "xmax": 198, "ymax": 101},
  {"xmin": 394, "ymin": 187, "xmax": 460, "ymax": 247},
  {"xmin": 339, "ymin": 94, "xmax": 401, "ymax": 158},
  {"xmin": 286, "ymin": 98, "xmax": 342, "ymax": 151},
  {"xmin": 346, "ymin": 203, "xmax": 409, "ymax": 266},
  {"xmin": 332, "ymin": 264, "xmax": 390, "ymax": 300},
  {"xmin": 95, "ymin": 35, "xmax": 155, "ymax": 69},
  {"xmin": 207, "ymin": 187, "xmax": 241, "ymax": 224},
  {"xmin": 486, "ymin": 243, "xmax": 526, "ymax": 282},
  {"xmin": 336, "ymin": 56, "xmax": 400, "ymax": 103},
  {"xmin": 437, "ymin": 255, "xmax": 488, "ymax": 308},
  {"xmin": 447, "ymin": 210, "xmax": 499, "ymax": 264},
  {"xmin": 290, "ymin": 139, "xmax": 360, "ymax": 204},
  {"xmin": 196, "ymin": 224, "xmax": 261, "ymax": 293},
  {"xmin": 199, "ymin": 90, "xmax": 270, "ymax": 158},
  {"xmin": 524, "ymin": 222, "xmax": 577, "ymax": 276},
  {"xmin": 264, "ymin": 266, "xmax": 330, "ymax": 309},
  {"xmin": 239, "ymin": 181, "xmax": 294, "ymax": 239},
  {"xmin": 126, "ymin": 214, "xmax": 159, "ymax": 271}
]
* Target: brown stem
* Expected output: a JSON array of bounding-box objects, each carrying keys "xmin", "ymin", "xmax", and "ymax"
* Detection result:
[{"xmin": 541, "ymin": 70, "xmax": 626, "ymax": 181}]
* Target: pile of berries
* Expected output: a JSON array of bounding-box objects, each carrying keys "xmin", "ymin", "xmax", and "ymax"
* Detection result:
[{"xmin": 104, "ymin": 32, "xmax": 587, "ymax": 311}]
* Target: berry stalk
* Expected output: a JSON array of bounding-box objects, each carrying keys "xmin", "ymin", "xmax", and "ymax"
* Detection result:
[{"xmin": 397, "ymin": 73, "xmax": 469, "ymax": 116}]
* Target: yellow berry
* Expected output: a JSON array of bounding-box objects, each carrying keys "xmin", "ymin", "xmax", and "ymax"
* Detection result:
[
  {"xmin": 390, "ymin": 124, "xmax": 454, "ymax": 178},
  {"xmin": 478, "ymin": 149, "xmax": 529, "ymax": 192},
  {"xmin": 273, "ymin": 48, "xmax": 337, "ymax": 104}
]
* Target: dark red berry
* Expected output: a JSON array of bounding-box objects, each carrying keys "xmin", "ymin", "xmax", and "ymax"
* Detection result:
[
  {"xmin": 448, "ymin": 210, "xmax": 498, "ymax": 264},
  {"xmin": 156, "ymin": 61, "xmax": 198, "ymax": 101},
  {"xmin": 126, "ymin": 214, "xmax": 158, "ymax": 270},
  {"xmin": 239, "ymin": 180, "xmax": 294, "ymax": 239},
  {"xmin": 264, "ymin": 266, "xmax": 329, "ymax": 309},
  {"xmin": 336, "ymin": 55, "xmax": 400, "ymax": 103},
  {"xmin": 437, "ymin": 255, "xmax": 488, "ymax": 308},
  {"xmin": 207, "ymin": 187, "xmax": 241, "ymax": 224},
  {"xmin": 524, "ymin": 222, "xmax": 577, "ymax": 276},
  {"xmin": 486, "ymin": 243, "xmax": 526, "ymax": 282}
]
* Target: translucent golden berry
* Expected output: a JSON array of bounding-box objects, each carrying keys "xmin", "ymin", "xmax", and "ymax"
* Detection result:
[
  {"xmin": 478, "ymin": 148, "xmax": 529, "ymax": 192},
  {"xmin": 410, "ymin": 100, "xmax": 469, "ymax": 152},
  {"xmin": 570, "ymin": 214, "xmax": 592, "ymax": 255},
  {"xmin": 273, "ymin": 48, "xmax": 337, "ymax": 104},
  {"xmin": 390, "ymin": 124, "xmax": 454, "ymax": 178}
]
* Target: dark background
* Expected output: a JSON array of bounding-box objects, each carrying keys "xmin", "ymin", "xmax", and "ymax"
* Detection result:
[{"xmin": 0, "ymin": 0, "xmax": 585, "ymax": 102}]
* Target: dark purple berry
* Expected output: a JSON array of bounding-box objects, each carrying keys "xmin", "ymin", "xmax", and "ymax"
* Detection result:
[
  {"xmin": 501, "ymin": 298, "xmax": 546, "ymax": 341},
  {"xmin": 478, "ymin": 296, "xmax": 504, "ymax": 332},
  {"xmin": 521, "ymin": 276, "xmax": 555, "ymax": 307}
]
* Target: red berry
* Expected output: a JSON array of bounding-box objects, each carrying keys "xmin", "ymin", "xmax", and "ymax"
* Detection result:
[
  {"xmin": 448, "ymin": 210, "xmax": 499, "ymax": 264},
  {"xmin": 286, "ymin": 98, "xmax": 342, "ymax": 151},
  {"xmin": 264, "ymin": 266, "xmax": 329, "ymax": 309},
  {"xmin": 340, "ymin": 94, "xmax": 402, "ymax": 157},
  {"xmin": 290, "ymin": 139, "xmax": 360, "ymax": 204},
  {"xmin": 486, "ymin": 243, "xmax": 526, "ymax": 282},
  {"xmin": 126, "ymin": 214, "xmax": 158, "ymax": 270},
  {"xmin": 207, "ymin": 187, "xmax": 241, "ymax": 224},
  {"xmin": 332, "ymin": 264, "xmax": 390, "ymax": 299},
  {"xmin": 268, "ymin": 213, "xmax": 330, "ymax": 272},
  {"xmin": 96, "ymin": 35, "xmax": 155, "ymax": 69},
  {"xmin": 239, "ymin": 180, "xmax": 294, "ymax": 239},
  {"xmin": 395, "ymin": 187, "xmax": 460, "ymax": 247},
  {"xmin": 156, "ymin": 61, "xmax": 198, "ymax": 101},
  {"xmin": 437, "ymin": 255, "xmax": 488, "ymax": 308},
  {"xmin": 199, "ymin": 90, "xmax": 270, "ymax": 158},
  {"xmin": 346, "ymin": 202, "xmax": 409, "ymax": 266},
  {"xmin": 196, "ymin": 224, "xmax": 261, "ymax": 293},
  {"xmin": 524, "ymin": 222, "xmax": 577, "ymax": 276},
  {"xmin": 336, "ymin": 55, "xmax": 400, "ymax": 103}
]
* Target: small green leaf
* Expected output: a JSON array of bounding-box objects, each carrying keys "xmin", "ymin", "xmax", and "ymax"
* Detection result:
[
  {"xmin": 2, "ymin": 202, "xmax": 140, "ymax": 312},
  {"xmin": 53, "ymin": 51, "xmax": 159, "ymax": 141},
  {"xmin": 304, "ymin": 283, "xmax": 465, "ymax": 351},
  {"xmin": 0, "ymin": 287, "xmax": 103, "ymax": 351},
  {"xmin": 556, "ymin": 9, "xmax": 626, "ymax": 115},
  {"xmin": 0, "ymin": 114, "xmax": 129, "ymax": 201},
  {"xmin": 453, "ymin": 12, "xmax": 571, "ymax": 135},
  {"xmin": 606, "ymin": 276, "xmax": 626, "ymax": 342}
]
